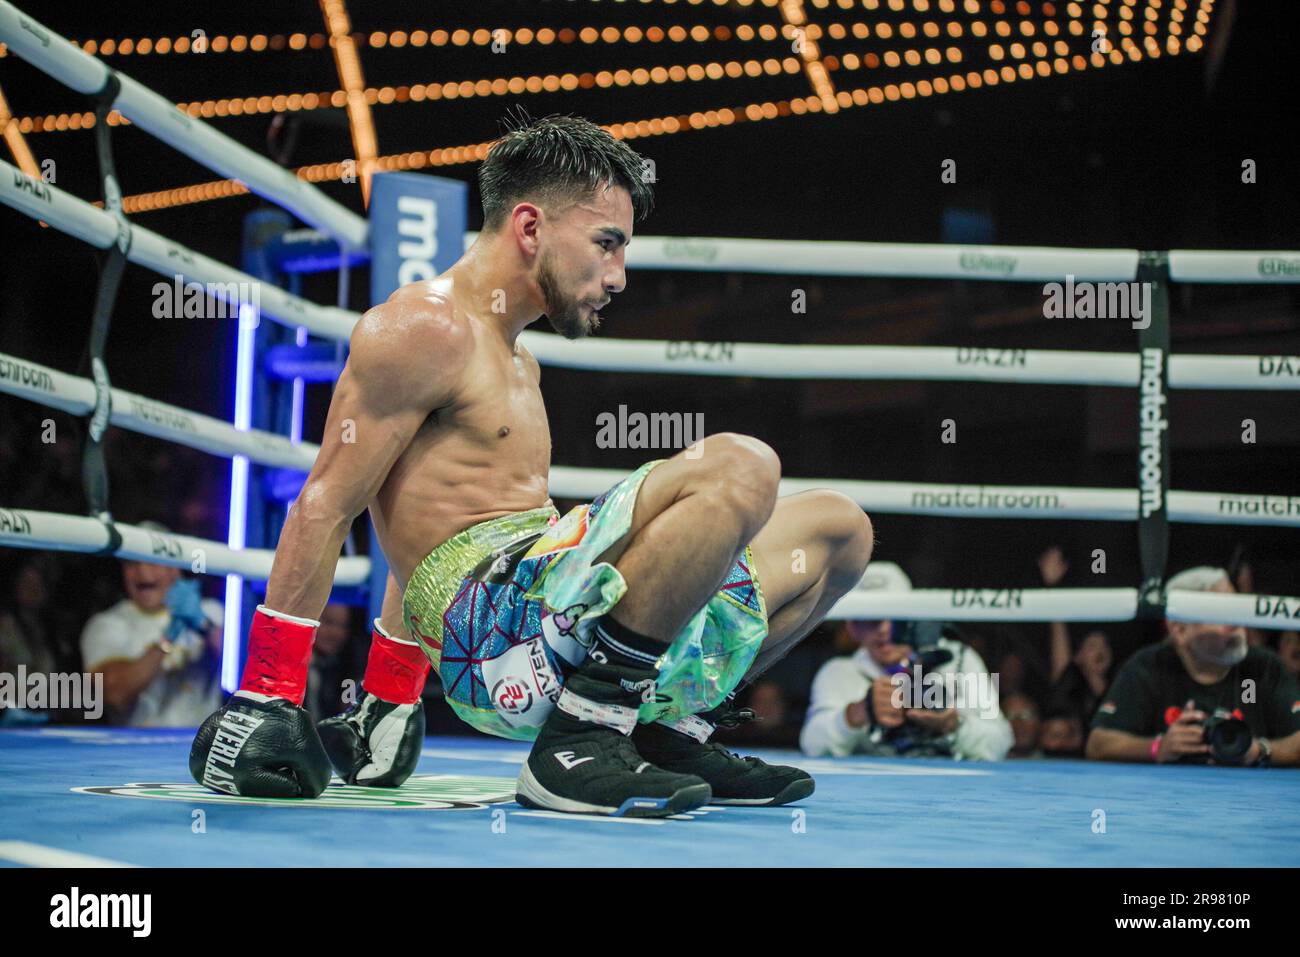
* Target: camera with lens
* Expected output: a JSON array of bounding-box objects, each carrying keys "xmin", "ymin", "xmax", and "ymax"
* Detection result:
[{"xmin": 1200, "ymin": 707, "xmax": 1252, "ymax": 764}]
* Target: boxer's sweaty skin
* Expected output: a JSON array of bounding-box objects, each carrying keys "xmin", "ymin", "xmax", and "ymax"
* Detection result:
[
  {"xmin": 369, "ymin": 279, "xmax": 554, "ymax": 581},
  {"xmin": 261, "ymin": 188, "xmax": 632, "ymax": 618}
]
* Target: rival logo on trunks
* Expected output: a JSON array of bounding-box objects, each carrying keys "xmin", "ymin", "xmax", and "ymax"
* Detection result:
[
  {"xmin": 483, "ymin": 637, "xmax": 563, "ymax": 726},
  {"xmin": 492, "ymin": 678, "xmax": 533, "ymax": 715}
]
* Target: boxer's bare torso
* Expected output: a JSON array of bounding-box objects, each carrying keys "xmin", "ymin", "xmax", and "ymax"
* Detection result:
[
  {"xmin": 368, "ymin": 280, "xmax": 553, "ymax": 584},
  {"xmin": 262, "ymin": 187, "xmax": 630, "ymax": 619},
  {"xmin": 262, "ymin": 272, "xmax": 556, "ymax": 614}
]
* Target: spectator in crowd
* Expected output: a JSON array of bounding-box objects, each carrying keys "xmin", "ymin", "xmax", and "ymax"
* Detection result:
[
  {"xmin": 1278, "ymin": 631, "xmax": 1300, "ymax": 680},
  {"xmin": 800, "ymin": 562, "xmax": 1013, "ymax": 760},
  {"xmin": 1002, "ymin": 691, "xmax": 1041, "ymax": 758},
  {"xmin": 1038, "ymin": 697, "xmax": 1087, "ymax": 757},
  {"xmin": 1050, "ymin": 628, "xmax": 1113, "ymax": 721},
  {"xmin": 80, "ymin": 530, "xmax": 224, "ymax": 726},
  {"xmin": 0, "ymin": 557, "xmax": 58, "ymax": 677},
  {"xmin": 304, "ymin": 603, "xmax": 366, "ymax": 723},
  {"xmin": 1086, "ymin": 566, "xmax": 1300, "ymax": 766}
]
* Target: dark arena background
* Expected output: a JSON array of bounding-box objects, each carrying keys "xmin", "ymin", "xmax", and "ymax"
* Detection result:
[{"xmin": 0, "ymin": 0, "xmax": 1296, "ymax": 916}]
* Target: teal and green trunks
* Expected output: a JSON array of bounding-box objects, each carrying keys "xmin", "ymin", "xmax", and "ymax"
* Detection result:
[{"xmin": 403, "ymin": 461, "xmax": 768, "ymax": 741}]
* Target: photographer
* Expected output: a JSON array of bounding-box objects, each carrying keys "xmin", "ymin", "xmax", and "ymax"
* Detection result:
[
  {"xmin": 1086, "ymin": 566, "xmax": 1300, "ymax": 767},
  {"xmin": 800, "ymin": 563, "xmax": 1012, "ymax": 760}
]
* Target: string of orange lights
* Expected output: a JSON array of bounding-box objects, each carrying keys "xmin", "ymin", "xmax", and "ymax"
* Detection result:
[
  {"xmin": 115, "ymin": 34, "xmax": 1201, "ymax": 215},
  {"xmin": 7, "ymin": 0, "xmax": 1215, "ymax": 214},
  {"xmin": 10, "ymin": 6, "xmax": 1211, "ymax": 135}
]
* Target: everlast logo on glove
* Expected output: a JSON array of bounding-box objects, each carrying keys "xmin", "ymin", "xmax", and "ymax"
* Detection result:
[{"xmin": 201, "ymin": 708, "xmax": 267, "ymax": 793}]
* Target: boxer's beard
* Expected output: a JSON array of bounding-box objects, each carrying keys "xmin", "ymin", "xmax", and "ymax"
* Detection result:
[{"xmin": 538, "ymin": 248, "xmax": 596, "ymax": 340}]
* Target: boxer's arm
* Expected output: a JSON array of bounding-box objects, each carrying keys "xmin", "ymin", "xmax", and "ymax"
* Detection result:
[{"xmin": 263, "ymin": 299, "xmax": 469, "ymax": 618}]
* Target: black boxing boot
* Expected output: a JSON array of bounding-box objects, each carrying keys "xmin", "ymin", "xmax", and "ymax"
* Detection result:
[
  {"xmin": 515, "ymin": 620, "xmax": 710, "ymax": 817},
  {"xmin": 632, "ymin": 700, "xmax": 815, "ymax": 806}
]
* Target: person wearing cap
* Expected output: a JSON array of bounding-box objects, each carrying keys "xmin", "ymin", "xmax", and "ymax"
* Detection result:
[
  {"xmin": 1086, "ymin": 565, "xmax": 1300, "ymax": 766},
  {"xmin": 799, "ymin": 562, "xmax": 1012, "ymax": 760},
  {"xmin": 79, "ymin": 523, "xmax": 225, "ymax": 726}
]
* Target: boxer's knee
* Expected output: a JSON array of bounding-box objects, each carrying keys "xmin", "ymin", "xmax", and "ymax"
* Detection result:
[
  {"xmin": 805, "ymin": 490, "xmax": 873, "ymax": 589},
  {"xmin": 692, "ymin": 433, "xmax": 781, "ymax": 533}
]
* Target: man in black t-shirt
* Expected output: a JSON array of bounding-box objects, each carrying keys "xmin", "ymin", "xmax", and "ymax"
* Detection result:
[{"xmin": 1086, "ymin": 567, "xmax": 1300, "ymax": 767}]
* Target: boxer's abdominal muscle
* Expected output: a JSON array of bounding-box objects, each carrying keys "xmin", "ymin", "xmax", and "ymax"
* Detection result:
[{"xmin": 370, "ymin": 340, "xmax": 554, "ymax": 585}]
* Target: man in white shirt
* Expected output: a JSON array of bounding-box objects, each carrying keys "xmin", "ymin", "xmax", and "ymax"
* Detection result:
[
  {"xmin": 800, "ymin": 563, "xmax": 1012, "ymax": 760},
  {"xmin": 80, "ymin": 549, "xmax": 225, "ymax": 727}
]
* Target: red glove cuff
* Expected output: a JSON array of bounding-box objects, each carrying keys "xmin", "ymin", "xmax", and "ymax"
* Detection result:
[
  {"xmin": 238, "ymin": 607, "xmax": 317, "ymax": 706},
  {"xmin": 362, "ymin": 623, "xmax": 431, "ymax": 705}
]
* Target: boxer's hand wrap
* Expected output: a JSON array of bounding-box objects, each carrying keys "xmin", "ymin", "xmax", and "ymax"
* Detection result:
[
  {"xmin": 361, "ymin": 620, "xmax": 432, "ymax": 705},
  {"xmin": 238, "ymin": 605, "xmax": 318, "ymax": 706}
]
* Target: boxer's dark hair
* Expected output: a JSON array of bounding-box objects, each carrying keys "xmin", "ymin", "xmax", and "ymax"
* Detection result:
[{"xmin": 478, "ymin": 109, "xmax": 653, "ymax": 231}]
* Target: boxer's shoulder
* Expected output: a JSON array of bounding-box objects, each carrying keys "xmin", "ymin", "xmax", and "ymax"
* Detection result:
[{"xmin": 349, "ymin": 294, "xmax": 472, "ymax": 399}]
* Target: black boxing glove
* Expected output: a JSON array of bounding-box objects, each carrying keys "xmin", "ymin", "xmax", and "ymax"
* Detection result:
[
  {"xmin": 189, "ymin": 606, "xmax": 332, "ymax": 798},
  {"xmin": 318, "ymin": 691, "xmax": 424, "ymax": 787},
  {"xmin": 317, "ymin": 620, "xmax": 430, "ymax": 786},
  {"xmin": 190, "ymin": 691, "xmax": 332, "ymax": 798}
]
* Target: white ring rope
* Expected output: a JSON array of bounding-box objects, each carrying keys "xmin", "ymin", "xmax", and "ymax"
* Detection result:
[
  {"xmin": 829, "ymin": 587, "xmax": 1300, "ymax": 631},
  {"xmin": 0, "ymin": 504, "xmax": 1291, "ymax": 631},
  {"xmin": 0, "ymin": 352, "xmax": 315, "ymax": 471},
  {"xmin": 550, "ymin": 466, "xmax": 1300, "ymax": 527},
  {"xmin": 461, "ymin": 231, "xmax": 1143, "ymax": 282},
  {"xmin": 519, "ymin": 332, "xmax": 1300, "ymax": 390},
  {"xmin": 0, "ymin": 1, "xmax": 367, "ymax": 249},
  {"xmin": 1, "ymin": 357, "xmax": 1295, "ymax": 527},
  {"xmin": 0, "ymin": 159, "xmax": 355, "ymax": 341},
  {"xmin": 4, "ymin": 165, "xmax": 1297, "ymax": 388},
  {"xmin": 1168, "ymin": 250, "xmax": 1300, "ymax": 284},
  {"xmin": 0, "ymin": 506, "xmax": 369, "ymax": 586}
]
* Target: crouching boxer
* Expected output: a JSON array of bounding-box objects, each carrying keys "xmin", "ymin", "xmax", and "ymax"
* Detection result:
[{"xmin": 191, "ymin": 112, "xmax": 873, "ymax": 814}]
